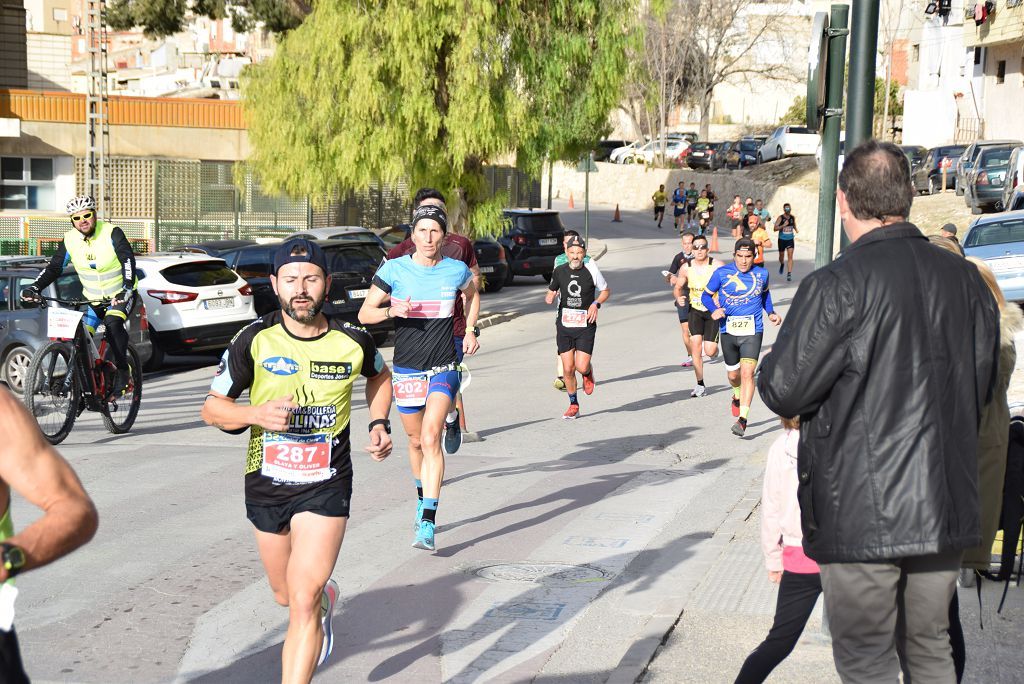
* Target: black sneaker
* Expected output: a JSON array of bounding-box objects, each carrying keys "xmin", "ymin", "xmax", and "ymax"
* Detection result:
[
  {"xmin": 731, "ymin": 417, "xmax": 748, "ymax": 437},
  {"xmin": 778, "ymin": 263, "xmax": 784, "ymax": 275},
  {"xmin": 111, "ymin": 369, "xmax": 130, "ymax": 396},
  {"xmin": 443, "ymin": 410, "xmax": 462, "ymax": 454},
  {"xmin": 787, "ymin": 273, "xmax": 792, "ymax": 282}
]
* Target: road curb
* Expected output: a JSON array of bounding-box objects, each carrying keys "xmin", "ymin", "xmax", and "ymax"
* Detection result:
[
  {"xmin": 606, "ymin": 477, "xmax": 763, "ymax": 684},
  {"xmin": 477, "ymin": 310, "xmax": 522, "ymax": 330},
  {"xmin": 590, "ymin": 238, "xmax": 608, "ymax": 261}
]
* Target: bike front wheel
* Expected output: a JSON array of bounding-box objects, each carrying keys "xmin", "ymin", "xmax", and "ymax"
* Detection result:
[
  {"xmin": 24, "ymin": 341, "xmax": 80, "ymax": 445},
  {"xmin": 101, "ymin": 345, "xmax": 142, "ymax": 434}
]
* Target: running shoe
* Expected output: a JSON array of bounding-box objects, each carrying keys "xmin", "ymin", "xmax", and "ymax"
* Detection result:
[
  {"xmin": 731, "ymin": 397, "xmax": 741, "ymax": 417},
  {"xmin": 317, "ymin": 578, "xmax": 339, "ymax": 666},
  {"xmin": 563, "ymin": 404, "xmax": 580, "ymax": 420},
  {"xmin": 111, "ymin": 368, "xmax": 130, "ymax": 396},
  {"xmin": 731, "ymin": 417, "xmax": 748, "ymax": 437},
  {"xmin": 443, "ymin": 410, "xmax": 462, "ymax": 455},
  {"xmin": 681, "ymin": 357, "xmax": 694, "ymax": 368},
  {"xmin": 553, "ymin": 377, "xmax": 566, "ymax": 392},
  {"xmin": 582, "ymin": 369, "xmax": 596, "ymax": 395},
  {"xmin": 413, "ymin": 520, "xmax": 436, "ymax": 550},
  {"xmin": 787, "ymin": 273, "xmax": 792, "ymax": 282},
  {"xmin": 779, "ymin": 263, "xmax": 784, "ymax": 275},
  {"xmin": 690, "ymin": 384, "xmax": 707, "ymax": 398}
]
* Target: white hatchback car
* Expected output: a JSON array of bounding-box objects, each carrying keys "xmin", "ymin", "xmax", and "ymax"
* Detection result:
[
  {"xmin": 759, "ymin": 126, "xmax": 821, "ymax": 163},
  {"xmin": 135, "ymin": 253, "xmax": 257, "ymax": 367}
]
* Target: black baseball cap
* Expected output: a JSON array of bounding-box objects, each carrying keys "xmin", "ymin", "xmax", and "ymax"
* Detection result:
[
  {"xmin": 734, "ymin": 238, "xmax": 756, "ymax": 254},
  {"xmin": 565, "ymin": 235, "xmax": 587, "ymax": 250},
  {"xmin": 274, "ymin": 238, "xmax": 329, "ymax": 275}
]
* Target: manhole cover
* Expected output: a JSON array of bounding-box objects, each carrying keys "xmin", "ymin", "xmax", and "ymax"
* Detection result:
[{"xmin": 472, "ymin": 562, "xmax": 611, "ymax": 586}]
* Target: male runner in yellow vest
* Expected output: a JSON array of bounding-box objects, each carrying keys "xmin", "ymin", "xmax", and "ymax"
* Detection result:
[
  {"xmin": 22, "ymin": 196, "xmax": 138, "ymax": 394},
  {"xmin": 673, "ymin": 234, "xmax": 725, "ymax": 398}
]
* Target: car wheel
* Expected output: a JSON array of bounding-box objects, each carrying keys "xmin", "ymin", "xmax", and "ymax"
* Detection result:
[
  {"xmin": 776, "ymin": 146, "xmax": 782, "ymax": 160},
  {"xmin": 756, "ymin": 153, "xmax": 763, "ymax": 164},
  {"xmin": 956, "ymin": 183, "xmax": 964, "ymax": 197},
  {"xmin": 970, "ymin": 196, "xmax": 982, "ymax": 215},
  {"xmin": 504, "ymin": 268, "xmax": 514, "ymax": 285},
  {"xmin": 994, "ymin": 201, "xmax": 1004, "ymax": 212},
  {"xmin": 485, "ymin": 277, "xmax": 504, "ymax": 293},
  {"xmin": 1, "ymin": 346, "xmax": 33, "ymax": 394},
  {"xmin": 143, "ymin": 340, "xmax": 165, "ymax": 372},
  {"xmin": 928, "ymin": 177, "xmax": 938, "ymax": 195}
]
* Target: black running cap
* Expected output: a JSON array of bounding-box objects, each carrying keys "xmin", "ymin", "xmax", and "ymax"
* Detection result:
[
  {"xmin": 565, "ymin": 235, "xmax": 587, "ymax": 250},
  {"xmin": 734, "ymin": 238, "xmax": 756, "ymax": 254},
  {"xmin": 274, "ymin": 238, "xmax": 329, "ymax": 275}
]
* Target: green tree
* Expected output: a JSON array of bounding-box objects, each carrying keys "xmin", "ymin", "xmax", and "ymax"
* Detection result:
[
  {"xmin": 107, "ymin": 0, "xmax": 307, "ymax": 35},
  {"xmin": 874, "ymin": 76, "xmax": 902, "ymax": 138},
  {"xmin": 779, "ymin": 95, "xmax": 807, "ymax": 126},
  {"xmin": 242, "ymin": 1, "xmax": 634, "ymax": 235}
]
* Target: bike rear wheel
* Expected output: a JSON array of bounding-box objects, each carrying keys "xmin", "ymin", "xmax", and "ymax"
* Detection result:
[
  {"xmin": 24, "ymin": 341, "xmax": 80, "ymax": 445},
  {"xmin": 102, "ymin": 345, "xmax": 142, "ymax": 434}
]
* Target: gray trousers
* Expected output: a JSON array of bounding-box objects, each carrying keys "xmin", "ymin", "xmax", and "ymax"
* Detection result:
[{"xmin": 819, "ymin": 551, "xmax": 961, "ymax": 684}]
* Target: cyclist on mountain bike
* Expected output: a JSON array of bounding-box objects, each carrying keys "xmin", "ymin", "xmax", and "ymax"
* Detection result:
[{"xmin": 21, "ymin": 196, "xmax": 138, "ymax": 395}]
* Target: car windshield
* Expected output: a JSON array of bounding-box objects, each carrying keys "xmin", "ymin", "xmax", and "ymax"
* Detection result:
[
  {"xmin": 160, "ymin": 261, "xmax": 238, "ymax": 287},
  {"xmin": 965, "ymin": 219, "xmax": 1024, "ymax": 248},
  {"xmin": 690, "ymin": 143, "xmax": 711, "ymax": 151},
  {"xmin": 787, "ymin": 127, "xmax": 813, "ymax": 134},
  {"xmin": 980, "ymin": 149, "xmax": 1013, "ymax": 168},
  {"xmin": 322, "ymin": 244, "xmax": 384, "ymax": 274},
  {"xmin": 938, "ymin": 146, "xmax": 966, "ymax": 159},
  {"xmin": 740, "ymin": 141, "xmax": 758, "ymax": 151},
  {"xmin": 512, "ymin": 214, "xmax": 564, "ymax": 233}
]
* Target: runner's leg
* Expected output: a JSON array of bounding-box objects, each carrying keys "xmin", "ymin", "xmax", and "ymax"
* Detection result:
[
  {"xmin": 739, "ymin": 360, "xmax": 757, "ymax": 420},
  {"xmin": 690, "ymin": 335, "xmax": 705, "ymax": 383},
  {"xmin": 255, "ymin": 528, "xmax": 292, "ymax": 607},
  {"xmin": 575, "ymin": 350, "xmax": 593, "ymax": 377},
  {"xmin": 418, "ymin": 391, "xmax": 451, "ymax": 501},
  {"xmin": 280, "ymin": 512, "xmax": 346, "ymax": 684},
  {"xmin": 787, "ymin": 245, "xmax": 795, "ymax": 275},
  {"xmin": 561, "ymin": 350, "xmax": 578, "ymax": 395}
]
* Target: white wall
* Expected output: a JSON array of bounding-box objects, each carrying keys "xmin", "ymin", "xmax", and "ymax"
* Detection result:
[
  {"xmin": 54, "ymin": 155, "xmax": 75, "ymax": 211},
  {"xmin": 902, "ymin": 90, "xmax": 958, "ymax": 147},
  {"xmin": 983, "ymin": 41, "xmax": 1024, "ymax": 141}
]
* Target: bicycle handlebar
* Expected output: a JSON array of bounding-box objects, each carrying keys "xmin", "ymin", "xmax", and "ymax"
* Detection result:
[{"xmin": 29, "ymin": 295, "xmax": 113, "ymax": 308}]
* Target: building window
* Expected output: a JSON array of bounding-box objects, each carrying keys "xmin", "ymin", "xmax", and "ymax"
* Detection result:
[
  {"xmin": 974, "ymin": 47, "xmax": 982, "ymax": 65},
  {"xmin": 912, "ymin": 44, "xmax": 920, "ymax": 62},
  {"xmin": 0, "ymin": 157, "xmax": 56, "ymax": 210},
  {"xmin": 997, "ymin": 60, "xmax": 1006, "ymax": 84}
]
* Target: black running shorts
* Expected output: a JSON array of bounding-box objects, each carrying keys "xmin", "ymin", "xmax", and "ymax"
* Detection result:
[
  {"xmin": 688, "ymin": 308, "xmax": 720, "ymax": 342},
  {"xmin": 675, "ymin": 302, "xmax": 690, "ymax": 322},
  {"xmin": 721, "ymin": 332, "xmax": 763, "ymax": 370},
  {"xmin": 246, "ymin": 479, "xmax": 353, "ymax": 534},
  {"xmin": 0, "ymin": 628, "xmax": 29, "ymax": 684},
  {"xmin": 556, "ymin": 323, "xmax": 597, "ymax": 355},
  {"xmin": 778, "ymin": 237, "xmax": 795, "ymax": 252}
]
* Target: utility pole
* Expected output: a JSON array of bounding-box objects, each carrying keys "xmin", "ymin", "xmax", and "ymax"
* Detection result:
[
  {"xmin": 814, "ymin": 5, "xmax": 850, "ymax": 269},
  {"xmin": 85, "ymin": 0, "xmax": 110, "ymax": 216},
  {"xmin": 843, "ymin": 0, "xmax": 880, "ymax": 249}
]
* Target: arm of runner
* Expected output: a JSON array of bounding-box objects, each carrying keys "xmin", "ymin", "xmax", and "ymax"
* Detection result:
[
  {"xmin": 0, "ymin": 387, "xmax": 98, "ymax": 580},
  {"xmin": 461, "ymin": 276, "xmax": 481, "ymax": 355},
  {"xmin": 202, "ymin": 391, "xmax": 298, "ymax": 433},
  {"xmin": 359, "ymin": 284, "xmax": 409, "ymax": 324},
  {"xmin": 545, "ymin": 273, "xmax": 559, "ymax": 304},
  {"xmin": 363, "ymin": 366, "xmax": 393, "ymax": 462},
  {"xmin": 762, "ymin": 288, "xmax": 781, "ymax": 325},
  {"xmin": 587, "ymin": 286, "xmax": 610, "ymax": 323},
  {"xmin": 673, "ymin": 266, "xmax": 689, "ymax": 306}
]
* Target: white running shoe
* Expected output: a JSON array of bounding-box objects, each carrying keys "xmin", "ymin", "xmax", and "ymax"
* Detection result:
[
  {"xmin": 318, "ymin": 578, "xmax": 339, "ymax": 667},
  {"xmin": 690, "ymin": 384, "xmax": 707, "ymax": 398}
]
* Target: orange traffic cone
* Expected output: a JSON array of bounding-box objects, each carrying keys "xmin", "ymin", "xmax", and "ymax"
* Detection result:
[
  {"xmin": 612, "ymin": 204, "xmax": 622, "ymax": 222},
  {"xmin": 569, "ymin": 193, "xmax": 575, "ymax": 209},
  {"xmin": 711, "ymin": 227, "xmax": 719, "ymax": 252}
]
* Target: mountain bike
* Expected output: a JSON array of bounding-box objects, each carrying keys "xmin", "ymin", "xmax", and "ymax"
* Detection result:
[{"xmin": 23, "ymin": 296, "xmax": 142, "ymax": 444}]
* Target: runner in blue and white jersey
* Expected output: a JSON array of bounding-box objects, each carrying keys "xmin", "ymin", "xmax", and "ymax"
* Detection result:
[
  {"xmin": 359, "ymin": 204, "xmax": 480, "ymax": 551},
  {"xmin": 702, "ymin": 238, "xmax": 782, "ymax": 437}
]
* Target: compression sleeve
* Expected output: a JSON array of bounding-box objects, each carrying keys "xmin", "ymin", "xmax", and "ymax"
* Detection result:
[
  {"xmin": 110, "ymin": 227, "xmax": 137, "ymax": 290},
  {"xmin": 762, "ymin": 288, "xmax": 775, "ymax": 315},
  {"xmin": 30, "ymin": 242, "xmax": 69, "ymax": 291}
]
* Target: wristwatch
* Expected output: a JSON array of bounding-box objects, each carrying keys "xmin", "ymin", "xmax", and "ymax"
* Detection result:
[
  {"xmin": 368, "ymin": 418, "xmax": 391, "ymax": 434},
  {"xmin": 594, "ymin": 302, "xmax": 602, "ymax": 309},
  {"xmin": 1, "ymin": 543, "xmax": 26, "ymax": 578},
  {"xmin": 468, "ymin": 326, "xmax": 481, "ymax": 336}
]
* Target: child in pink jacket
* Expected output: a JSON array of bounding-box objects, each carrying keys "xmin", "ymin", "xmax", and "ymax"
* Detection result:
[{"xmin": 735, "ymin": 417, "xmax": 821, "ymax": 683}]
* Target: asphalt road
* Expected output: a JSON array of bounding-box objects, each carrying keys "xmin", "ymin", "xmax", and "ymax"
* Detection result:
[{"xmin": 12, "ymin": 203, "xmax": 802, "ymax": 683}]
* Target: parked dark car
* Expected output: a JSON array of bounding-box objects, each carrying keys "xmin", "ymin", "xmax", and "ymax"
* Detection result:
[
  {"xmin": 957, "ymin": 139, "xmax": 1023, "ymax": 197},
  {"xmin": 686, "ymin": 141, "xmax": 728, "ymax": 170},
  {"xmin": 911, "ymin": 144, "xmax": 967, "ymax": 195},
  {"xmin": 901, "ymin": 145, "xmax": 928, "ymax": 172},
  {"xmin": 0, "ymin": 257, "xmax": 153, "ymax": 393},
  {"xmin": 213, "ymin": 239, "xmax": 392, "ymax": 344},
  {"xmin": 594, "ymin": 140, "xmax": 631, "ymax": 162},
  {"xmin": 497, "ymin": 209, "xmax": 566, "ymax": 283},
  {"xmin": 1007, "ymin": 188, "xmax": 1024, "ymax": 212},
  {"xmin": 1001, "ymin": 145, "xmax": 1024, "ymax": 212},
  {"xmin": 174, "ymin": 239, "xmax": 258, "ymax": 258},
  {"xmin": 725, "ymin": 139, "xmax": 759, "ymax": 169},
  {"xmin": 373, "ymin": 225, "xmax": 509, "ymax": 292},
  {"xmin": 966, "ymin": 144, "xmax": 1017, "ymax": 214}
]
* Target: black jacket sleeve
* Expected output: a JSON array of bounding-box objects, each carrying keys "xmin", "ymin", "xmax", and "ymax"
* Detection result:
[
  {"xmin": 758, "ymin": 267, "xmax": 851, "ymax": 418},
  {"xmin": 30, "ymin": 242, "xmax": 69, "ymax": 292},
  {"xmin": 971, "ymin": 271, "xmax": 1000, "ymax": 409},
  {"xmin": 110, "ymin": 227, "xmax": 137, "ymax": 291}
]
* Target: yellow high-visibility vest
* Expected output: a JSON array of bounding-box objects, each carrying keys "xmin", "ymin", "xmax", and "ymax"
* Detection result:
[{"xmin": 63, "ymin": 220, "xmax": 135, "ymax": 302}]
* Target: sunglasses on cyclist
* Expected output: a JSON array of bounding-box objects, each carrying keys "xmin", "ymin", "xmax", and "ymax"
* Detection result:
[{"xmin": 71, "ymin": 211, "xmax": 94, "ymax": 222}]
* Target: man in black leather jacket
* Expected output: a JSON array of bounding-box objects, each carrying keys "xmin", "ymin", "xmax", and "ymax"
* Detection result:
[{"xmin": 758, "ymin": 140, "xmax": 999, "ymax": 683}]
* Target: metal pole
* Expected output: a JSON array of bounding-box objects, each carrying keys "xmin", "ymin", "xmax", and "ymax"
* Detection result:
[
  {"xmin": 843, "ymin": 0, "xmax": 879, "ymax": 249},
  {"xmin": 584, "ymin": 152, "xmax": 591, "ymax": 242},
  {"xmin": 815, "ymin": 4, "xmax": 849, "ymax": 269},
  {"xmin": 547, "ymin": 158, "xmax": 553, "ymax": 210}
]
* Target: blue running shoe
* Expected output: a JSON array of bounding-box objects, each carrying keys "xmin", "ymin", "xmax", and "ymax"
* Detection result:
[
  {"xmin": 413, "ymin": 520, "xmax": 436, "ymax": 550},
  {"xmin": 443, "ymin": 410, "xmax": 462, "ymax": 455},
  {"xmin": 317, "ymin": 578, "xmax": 339, "ymax": 667}
]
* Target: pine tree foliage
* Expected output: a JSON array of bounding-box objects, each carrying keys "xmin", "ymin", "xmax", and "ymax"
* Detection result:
[{"xmin": 242, "ymin": 0, "xmax": 634, "ymax": 235}]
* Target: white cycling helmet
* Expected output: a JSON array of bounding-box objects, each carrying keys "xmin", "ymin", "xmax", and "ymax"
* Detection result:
[{"xmin": 65, "ymin": 195, "xmax": 97, "ymax": 214}]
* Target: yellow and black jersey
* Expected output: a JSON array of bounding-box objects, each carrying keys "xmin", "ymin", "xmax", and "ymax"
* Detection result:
[{"xmin": 210, "ymin": 311, "xmax": 385, "ymax": 504}]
